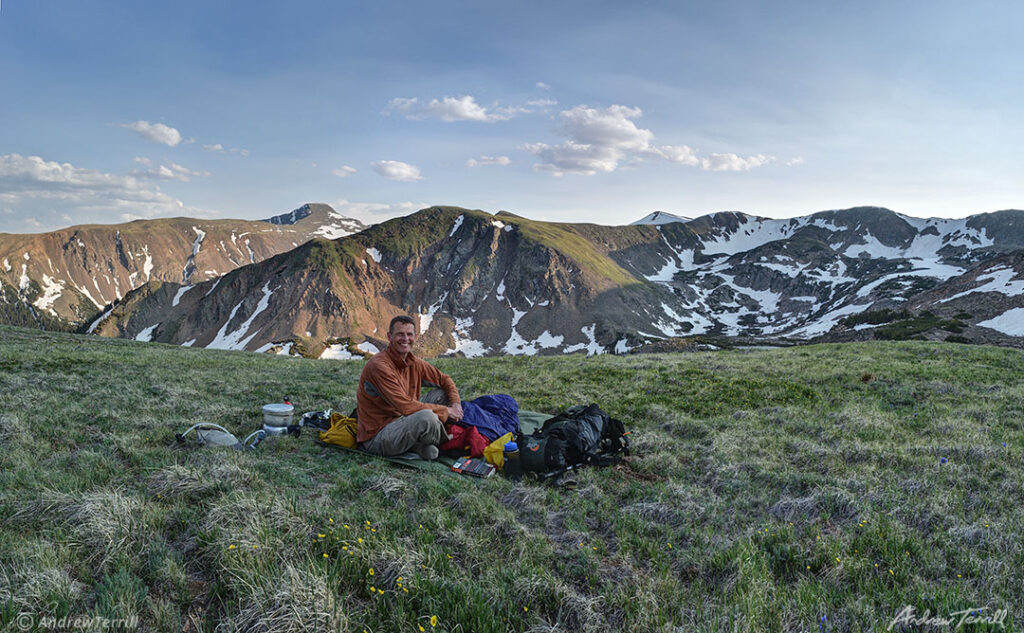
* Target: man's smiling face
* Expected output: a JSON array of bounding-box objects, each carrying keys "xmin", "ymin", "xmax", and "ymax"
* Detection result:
[{"xmin": 387, "ymin": 321, "xmax": 416, "ymax": 356}]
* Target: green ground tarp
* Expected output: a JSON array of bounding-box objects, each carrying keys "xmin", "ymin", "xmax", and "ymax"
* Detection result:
[{"xmin": 318, "ymin": 410, "xmax": 552, "ymax": 475}]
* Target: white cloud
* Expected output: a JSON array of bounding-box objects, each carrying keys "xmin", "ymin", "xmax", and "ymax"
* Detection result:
[
  {"xmin": 657, "ymin": 145, "xmax": 700, "ymax": 166},
  {"xmin": 371, "ymin": 160, "xmax": 423, "ymax": 182},
  {"xmin": 700, "ymin": 153, "xmax": 775, "ymax": 171},
  {"xmin": 787, "ymin": 157, "xmax": 805, "ymax": 166},
  {"xmin": 0, "ymin": 153, "xmax": 210, "ymax": 232},
  {"xmin": 526, "ymin": 103, "xmax": 776, "ymax": 176},
  {"xmin": 388, "ymin": 95, "xmax": 507, "ymax": 122},
  {"xmin": 131, "ymin": 161, "xmax": 211, "ymax": 182},
  {"xmin": 203, "ymin": 143, "xmax": 225, "ymax": 153},
  {"xmin": 387, "ymin": 94, "xmax": 556, "ymax": 123},
  {"xmin": 332, "ymin": 165, "xmax": 357, "ymax": 178},
  {"xmin": 466, "ymin": 155, "xmax": 511, "ymax": 168},
  {"xmin": 329, "ymin": 198, "xmax": 424, "ymax": 224},
  {"xmin": 525, "ymin": 105, "xmax": 658, "ymax": 175},
  {"xmin": 120, "ymin": 120, "xmax": 182, "ymax": 146},
  {"xmin": 536, "ymin": 82, "xmax": 551, "ymax": 90}
]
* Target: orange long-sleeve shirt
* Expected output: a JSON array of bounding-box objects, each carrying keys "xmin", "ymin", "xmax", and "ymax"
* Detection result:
[{"xmin": 356, "ymin": 344, "xmax": 461, "ymax": 444}]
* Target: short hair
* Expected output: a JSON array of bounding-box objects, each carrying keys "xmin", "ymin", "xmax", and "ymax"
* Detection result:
[{"xmin": 388, "ymin": 315, "xmax": 417, "ymax": 334}]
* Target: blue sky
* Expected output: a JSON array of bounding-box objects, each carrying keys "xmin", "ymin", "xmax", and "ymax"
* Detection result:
[{"xmin": 1, "ymin": 0, "xmax": 1021, "ymax": 232}]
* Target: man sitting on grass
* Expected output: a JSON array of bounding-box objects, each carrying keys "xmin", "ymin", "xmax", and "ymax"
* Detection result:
[{"xmin": 356, "ymin": 315, "xmax": 463, "ymax": 460}]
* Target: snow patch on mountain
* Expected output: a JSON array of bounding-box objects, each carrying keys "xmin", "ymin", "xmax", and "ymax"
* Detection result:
[
  {"xmin": 320, "ymin": 344, "xmax": 357, "ymax": 360},
  {"xmin": 357, "ymin": 341, "xmax": 380, "ymax": 355},
  {"xmin": 142, "ymin": 245, "xmax": 154, "ymax": 281},
  {"xmin": 450, "ymin": 315, "xmax": 488, "ymax": 357},
  {"xmin": 563, "ymin": 324, "xmax": 605, "ymax": 355},
  {"xmin": 449, "ymin": 215, "xmax": 465, "ymax": 237},
  {"xmin": 87, "ymin": 307, "xmax": 113, "ymax": 334},
  {"xmin": 207, "ymin": 282, "xmax": 274, "ymax": 350},
  {"xmin": 978, "ymin": 308, "xmax": 1024, "ymax": 336},
  {"xmin": 940, "ymin": 266, "xmax": 1024, "ymax": 303},
  {"xmin": 32, "ymin": 274, "xmax": 65, "ymax": 314},
  {"xmin": 700, "ymin": 217, "xmax": 798, "ymax": 256},
  {"xmin": 366, "ymin": 247, "xmax": 382, "ymax": 263},
  {"xmin": 172, "ymin": 285, "xmax": 194, "ymax": 307},
  {"xmin": 135, "ymin": 323, "xmax": 159, "ymax": 342}
]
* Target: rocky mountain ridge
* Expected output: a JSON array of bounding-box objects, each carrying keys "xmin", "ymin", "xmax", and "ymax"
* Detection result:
[
  {"xmin": 0, "ymin": 204, "xmax": 366, "ymax": 330},
  {"xmin": 86, "ymin": 205, "xmax": 1024, "ymax": 357}
]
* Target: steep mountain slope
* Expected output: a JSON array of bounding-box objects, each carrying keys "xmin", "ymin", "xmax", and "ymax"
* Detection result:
[
  {"xmin": 87, "ymin": 206, "xmax": 1024, "ymax": 357},
  {"xmin": 0, "ymin": 203, "xmax": 365, "ymax": 329},
  {"xmin": 819, "ymin": 249, "xmax": 1024, "ymax": 346}
]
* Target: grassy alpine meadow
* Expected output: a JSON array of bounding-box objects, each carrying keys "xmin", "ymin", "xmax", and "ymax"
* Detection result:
[{"xmin": 1, "ymin": 325, "xmax": 1022, "ymax": 633}]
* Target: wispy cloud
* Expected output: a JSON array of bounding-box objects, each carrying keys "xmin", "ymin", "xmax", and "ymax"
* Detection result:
[
  {"xmin": 332, "ymin": 165, "xmax": 357, "ymax": 178},
  {"xmin": 525, "ymin": 104, "xmax": 775, "ymax": 176},
  {"xmin": 202, "ymin": 143, "xmax": 224, "ymax": 153},
  {"xmin": 131, "ymin": 160, "xmax": 210, "ymax": 182},
  {"xmin": 535, "ymin": 81, "xmax": 551, "ymax": 91},
  {"xmin": 0, "ymin": 153, "xmax": 210, "ymax": 231},
  {"xmin": 701, "ymin": 153, "xmax": 775, "ymax": 172},
  {"xmin": 388, "ymin": 95, "xmax": 505, "ymax": 122},
  {"xmin": 386, "ymin": 94, "xmax": 554, "ymax": 123},
  {"xmin": 329, "ymin": 198, "xmax": 424, "ymax": 224},
  {"xmin": 371, "ymin": 160, "xmax": 423, "ymax": 182},
  {"xmin": 120, "ymin": 120, "xmax": 182, "ymax": 146},
  {"xmin": 466, "ymin": 155, "xmax": 511, "ymax": 168}
]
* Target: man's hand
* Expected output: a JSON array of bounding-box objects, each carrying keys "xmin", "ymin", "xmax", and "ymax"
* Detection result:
[{"xmin": 447, "ymin": 401, "xmax": 464, "ymax": 422}]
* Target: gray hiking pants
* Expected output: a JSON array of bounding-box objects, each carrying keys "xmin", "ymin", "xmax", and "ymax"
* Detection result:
[{"xmin": 360, "ymin": 389, "xmax": 448, "ymax": 457}]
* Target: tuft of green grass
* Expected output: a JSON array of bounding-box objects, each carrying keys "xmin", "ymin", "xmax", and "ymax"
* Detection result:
[{"xmin": 1, "ymin": 325, "xmax": 1022, "ymax": 631}]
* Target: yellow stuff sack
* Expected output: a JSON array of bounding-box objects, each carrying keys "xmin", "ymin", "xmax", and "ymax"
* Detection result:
[
  {"xmin": 483, "ymin": 432, "xmax": 514, "ymax": 469},
  {"xmin": 319, "ymin": 412, "xmax": 359, "ymax": 449}
]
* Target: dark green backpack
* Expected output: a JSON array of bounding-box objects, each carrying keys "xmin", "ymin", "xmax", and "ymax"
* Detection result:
[{"xmin": 518, "ymin": 404, "xmax": 629, "ymax": 476}]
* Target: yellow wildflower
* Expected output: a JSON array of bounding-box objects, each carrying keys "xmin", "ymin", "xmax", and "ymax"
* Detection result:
[
  {"xmin": 430, "ymin": 615, "xmax": 438, "ymax": 627},
  {"xmin": 323, "ymin": 553, "xmax": 329, "ymax": 559},
  {"xmin": 524, "ymin": 606, "xmax": 529, "ymax": 612},
  {"xmin": 318, "ymin": 533, "xmax": 325, "ymax": 538},
  {"xmin": 358, "ymin": 538, "xmax": 364, "ymax": 544},
  {"xmin": 329, "ymin": 518, "xmax": 334, "ymax": 523},
  {"xmin": 418, "ymin": 626, "xmax": 425, "ymax": 632},
  {"xmin": 369, "ymin": 568, "xmax": 375, "ymax": 576},
  {"xmin": 228, "ymin": 544, "xmax": 236, "ymax": 550}
]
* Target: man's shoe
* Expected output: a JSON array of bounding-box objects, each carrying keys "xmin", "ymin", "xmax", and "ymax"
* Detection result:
[{"xmin": 415, "ymin": 443, "xmax": 439, "ymax": 461}]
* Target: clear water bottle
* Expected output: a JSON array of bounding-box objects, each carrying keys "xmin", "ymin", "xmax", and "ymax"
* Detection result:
[{"xmin": 503, "ymin": 441, "xmax": 521, "ymax": 481}]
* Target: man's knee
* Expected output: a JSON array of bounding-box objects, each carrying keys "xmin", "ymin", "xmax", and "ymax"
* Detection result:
[{"xmin": 407, "ymin": 409, "xmax": 444, "ymax": 436}]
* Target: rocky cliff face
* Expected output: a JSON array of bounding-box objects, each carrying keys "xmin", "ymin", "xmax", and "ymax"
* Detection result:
[
  {"xmin": 0, "ymin": 204, "xmax": 365, "ymax": 330},
  {"xmin": 85, "ymin": 205, "xmax": 1024, "ymax": 357}
]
